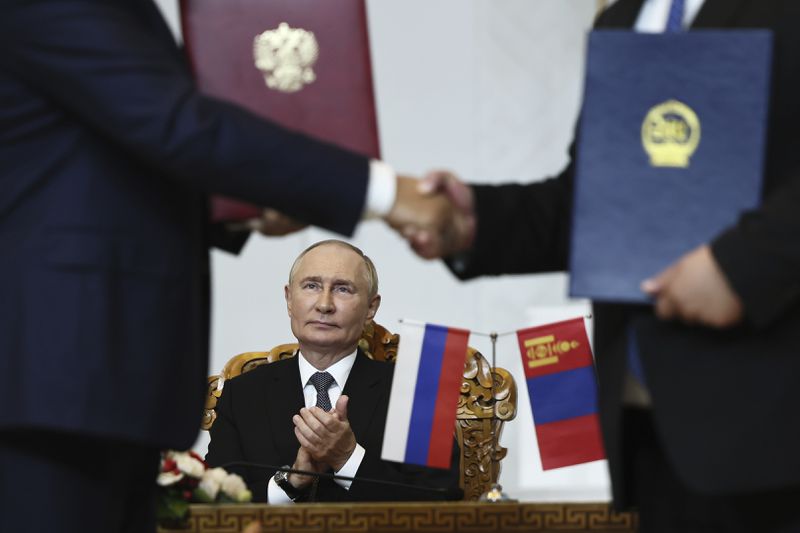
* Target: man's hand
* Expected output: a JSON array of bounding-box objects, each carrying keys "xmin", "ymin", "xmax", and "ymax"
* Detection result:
[
  {"xmin": 419, "ymin": 169, "xmax": 475, "ymax": 214},
  {"xmin": 245, "ymin": 208, "xmax": 307, "ymax": 236},
  {"xmin": 287, "ymin": 444, "xmax": 325, "ymax": 490},
  {"xmin": 642, "ymin": 244, "xmax": 744, "ymax": 328},
  {"xmin": 293, "ymin": 395, "xmax": 357, "ymax": 472}
]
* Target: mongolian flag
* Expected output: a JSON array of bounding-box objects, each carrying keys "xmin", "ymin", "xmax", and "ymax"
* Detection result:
[
  {"xmin": 381, "ymin": 322, "xmax": 470, "ymax": 469},
  {"xmin": 518, "ymin": 317, "xmax": 605, "ymax": 470}
]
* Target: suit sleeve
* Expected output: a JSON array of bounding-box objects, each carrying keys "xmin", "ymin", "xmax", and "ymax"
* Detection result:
[
  {"xmin": 442, "ymin": 0, "xmax": 629, "ymax": 280},
  {"xmin": 711, "ymin": 167, "xmax": 800, "ymax": 328},
  {"xmin": 0, "ymin": 0, "xmax": 368, "ymax": 236},
  {"xmin": 209, "ymin": 224, "xmax": 252, "ymax": 256},
  {"xmin": 446, "ymin": 160, "xmax": 575, "ymax": 280},
  {"xmin": 707, "ymin": 8, "xmax": 800, "ymax": 329}
]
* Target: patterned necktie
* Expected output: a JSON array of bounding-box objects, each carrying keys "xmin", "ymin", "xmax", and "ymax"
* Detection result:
[
  {"xmin": 309, "ymin": 371, "xmax": 335, "ymax": 411},
  {"xmin": 665, "ymin": 0, "xmax": 686, "ymax": 32}
]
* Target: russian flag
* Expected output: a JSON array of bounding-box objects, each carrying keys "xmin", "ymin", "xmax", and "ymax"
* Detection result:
[
  {"xmin": 518, "ymin": 317, "xmax": 605, "ymax": 470},
  {"xmin": 381, "ymin": 322, "xmax": 469, "ymax": 469}
]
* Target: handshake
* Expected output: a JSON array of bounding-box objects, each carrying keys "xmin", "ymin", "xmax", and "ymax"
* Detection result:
[
  {"xmin": 383, "ymin": 171, "xmax": 476, "ymax": 260},
  {"xmin": 248, "ymin": 171, "xmax": 476, "ymax": 260}
]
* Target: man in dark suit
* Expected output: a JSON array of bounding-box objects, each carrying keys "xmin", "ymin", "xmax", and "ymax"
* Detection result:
[
  {"xmin": 0, "ymin": 1, "xmax": 456, "ymax": 531},
  {"xmin": 411, "ymin": 0, "xmax": 800, "ymax": 531},
  {"xmin": 206, "ymin": 240, "xmax": 461, "ymax": 502}
]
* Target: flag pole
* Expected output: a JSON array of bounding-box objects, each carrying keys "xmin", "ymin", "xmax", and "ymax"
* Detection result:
[
  {"xmin": 489, "ymin": 331, "xmax": 502, "ymax": 482},
  {"xmin": 479, "ymin": 330, "xmax": 513, "ymax": 502},
  {"xmin": 489, "ymin": 331, "xmax": 499, "ymax": 487}
]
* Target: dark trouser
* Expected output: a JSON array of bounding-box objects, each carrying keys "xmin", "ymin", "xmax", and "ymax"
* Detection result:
[
  {"xmin": 0, "ymin": 429, "xmax": 161, "ymax": 533},
  {"xmin": 624, "ymin": 409, "xmax": 800, "ymax": 533}
]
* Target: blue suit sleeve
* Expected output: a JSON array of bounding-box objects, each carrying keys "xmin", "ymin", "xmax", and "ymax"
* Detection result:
[{"xmin": 0, "ymin": 0, "xmax": 369, "ymax": 236}]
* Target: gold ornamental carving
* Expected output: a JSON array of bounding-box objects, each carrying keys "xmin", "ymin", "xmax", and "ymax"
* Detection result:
[
  {"xmin": 161, "ymin": 502, "xmax": 638, "ymax": 532},
  {"xmin": 253, "ymin": 22, "xmax": 319, "ymax": 93}
]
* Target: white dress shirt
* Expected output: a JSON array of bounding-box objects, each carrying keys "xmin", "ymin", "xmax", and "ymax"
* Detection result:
[
  {"xmin": 634, "ymin": 0, "xmax": 705, "ymax": 32},
  {"xmin": 364, "ymin": 160, "xmax": 397, "ymax": 219},
  {"xmin": 267, "ymin": 349, "xmax": 367, "ymax": 503}
]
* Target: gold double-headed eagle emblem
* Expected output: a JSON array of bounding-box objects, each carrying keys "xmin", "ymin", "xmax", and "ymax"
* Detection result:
[
  {"xmin": 641, "ymin": 99, "xmax": 701, "ymax": 168},
  {"xmin": 253, "ymin": 22, "xmax": 319, "ymax": 93}
]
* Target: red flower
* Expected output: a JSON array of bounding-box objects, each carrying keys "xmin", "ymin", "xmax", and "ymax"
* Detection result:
[
  {"xmin": 188, "ymin": 450, "xmax": 207, "ymax": 467},
  {"xmin": 162, "ymin": 458, "xmax": 178, "ymax": 473}
]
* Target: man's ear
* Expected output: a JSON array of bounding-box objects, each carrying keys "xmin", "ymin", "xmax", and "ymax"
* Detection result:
[
  {"xmin": 284, "ymin": 284, "xmax": 292, "ymax": 316},
  {"xmin": 366, "ymin": 294, "xmax": 381, "ymax": 321}
]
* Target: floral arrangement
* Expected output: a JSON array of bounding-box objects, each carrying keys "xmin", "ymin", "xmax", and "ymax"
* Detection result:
[{"xmin": 157, "ymin": 450, "xmax": 252, "ymax": 527}]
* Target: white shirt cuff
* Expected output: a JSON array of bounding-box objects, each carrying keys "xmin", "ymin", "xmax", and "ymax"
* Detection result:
[
  {"xmin": 363, "ymin": 160, "xmax": 397, "ymax": 220},
  {"xmin": 333, "ymin": 443, "xmax": 366, "ymax": 490},
  {"xmin": 267, "ymin": 476, "xmax": 294, "ymax": 504}
]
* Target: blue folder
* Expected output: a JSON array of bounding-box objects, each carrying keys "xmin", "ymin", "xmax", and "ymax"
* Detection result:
[{"xmin": 569, "ymin": 30, "xmax": 772, "ymax": 303}]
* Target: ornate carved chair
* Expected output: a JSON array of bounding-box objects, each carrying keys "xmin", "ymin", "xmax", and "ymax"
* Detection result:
[{"xmin": 203, "ymin": 321, "xmax": 517, "ymax": 501}]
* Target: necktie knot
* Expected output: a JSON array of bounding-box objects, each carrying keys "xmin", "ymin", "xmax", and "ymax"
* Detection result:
[{"xmin": 309, "ymin": 371, "xmax": 335, "ymax": 411}]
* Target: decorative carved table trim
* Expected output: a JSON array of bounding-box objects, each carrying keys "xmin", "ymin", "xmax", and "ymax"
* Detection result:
[{"xmin": 160, "ymin": 502, "xmax": 637, "ymax": 533}]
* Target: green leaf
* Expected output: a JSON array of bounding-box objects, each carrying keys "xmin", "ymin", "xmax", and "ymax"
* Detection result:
[{"xmin": 156, "ymin": 492, "xmax": 189, "ymax": 525}]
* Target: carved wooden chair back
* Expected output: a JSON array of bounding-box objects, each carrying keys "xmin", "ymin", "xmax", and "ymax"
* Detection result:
[{"xmin": 203, "ymin": 321, "xmax": 517, "ymax": 500}]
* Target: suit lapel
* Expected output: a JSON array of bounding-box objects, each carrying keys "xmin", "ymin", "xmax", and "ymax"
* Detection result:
[
  {"xmin": 598, "ymin": 0, "xmax": 749, "ymax": 30},
  {"xmin": 341, "ymin": 350, "xmax": 389, "ymax": 442},
  {"xmin": 597, "ymin": 0, "xmax": 645, "ymax": 28},
  {"xmin": 692, "ymin": 0, "xmax": 749, "ymax": 28},
  {"xmin": 131, "ymin": 0, "xmax": 183, "ymax": 56},
  {"xmin": 264, "ymin": 357, "xmax": 305, "ymax": 463}
]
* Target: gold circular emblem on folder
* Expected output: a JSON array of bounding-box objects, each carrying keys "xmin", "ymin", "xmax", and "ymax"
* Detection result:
[
  {"xmin": 253, "ymin": 22, "xmax": 319, "ymax": 93},
  {"xmin": 641, "ymin": 99, "xmax": 701, "ymax": 168}
]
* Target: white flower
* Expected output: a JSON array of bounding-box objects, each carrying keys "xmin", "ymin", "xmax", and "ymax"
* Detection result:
[
  {"xmin": 198, "ymin": 478, "xmax": 220, "ymax": 500},
  {"xmin": 157, "ymin": 470, "xmax": 184, "ymax": 486},
  {"xmin": 197, "ymin": 467, "xmax": 227, "ymax": 501},
  {"xmin": 205, "ymin": 467, "xmax": 228, "ymax": 484},
  {"xmin": 221, "ymin": 473, "xmax": 251, "ymax": 502},
  {"xmin": 174, "ymin": 451, "xmax": 205, "ymax": 479}
]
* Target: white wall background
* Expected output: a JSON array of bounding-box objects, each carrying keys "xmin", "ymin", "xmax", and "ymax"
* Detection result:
[{"xmin": 155, "ymin": 0, "xmax": 609, "ymax": 502}]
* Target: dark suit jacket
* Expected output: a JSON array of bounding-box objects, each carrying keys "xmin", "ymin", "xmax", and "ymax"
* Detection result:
[
  {"xmin": 205, "ymin": 351, "xmax": 462, "ymax": 502},
  {"xmin": 449, "ymin": 0, "xmax": 800, "ymax": 505},
  {"xmin": 0, "ymin": 0, "xmax": 370, "ymax": 450}
]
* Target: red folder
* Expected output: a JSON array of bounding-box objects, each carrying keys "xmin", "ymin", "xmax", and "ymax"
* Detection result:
[{"xmin": 181, "ymin": 0, "xmax": 380, "ymax": 222}]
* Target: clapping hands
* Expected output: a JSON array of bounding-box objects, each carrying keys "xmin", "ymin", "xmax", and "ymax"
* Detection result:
[{"xmin": 292, "ymin": 395, "xmax": 357, "ymax": 474}]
